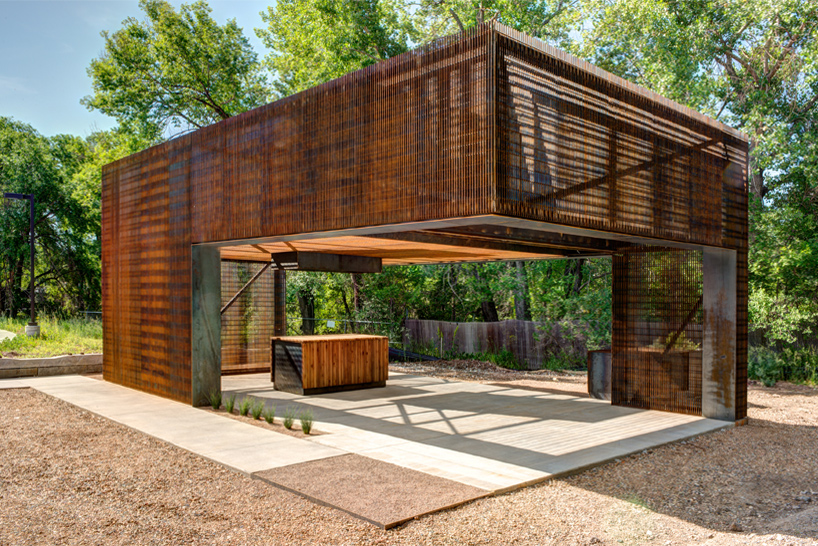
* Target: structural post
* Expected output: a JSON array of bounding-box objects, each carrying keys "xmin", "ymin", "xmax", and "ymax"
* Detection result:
[
  {"xmin": 702, "ymin": 248, "xmax": 737, "ymax": 421},
  {"xmin": 273, "ymin": 269, "xmax": 287, "ymax": 336},
  {"xmin": 191, "ymin": 245, "xmax": 221, "ymax": 406}
]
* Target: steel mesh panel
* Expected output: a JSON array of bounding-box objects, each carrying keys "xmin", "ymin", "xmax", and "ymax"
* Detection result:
[
  {"xmin": 612, "ymin": 247, "xmax": 704, "ymax": 415},
  {"xmin": 102, "ymin": 23, "xmax": 748, "ymax": 412},
  {"xmin": 495, "ymin": 33, "xmax": 738, "ymax": 248},
  {"xmin": 189, "ymin": 26, "xmax": 492, "ymax": 244},
  {"xmin": 221, "ymin": 260, "xmax": 274, "ymax": 375},
  {"xmin": 102, "ymin": 140, "xmax": 192, "ymax": 402}
]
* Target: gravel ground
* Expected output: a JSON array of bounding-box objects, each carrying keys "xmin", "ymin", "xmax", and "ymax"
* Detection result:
[{"xmin": 1, "ymin": 362, "xmax": 816, "ymax": 545}]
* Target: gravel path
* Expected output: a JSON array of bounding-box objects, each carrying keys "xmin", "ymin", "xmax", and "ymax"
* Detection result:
[{"xmin": 1, "ymin": 363, "xmax": 816, "ymax": 545}]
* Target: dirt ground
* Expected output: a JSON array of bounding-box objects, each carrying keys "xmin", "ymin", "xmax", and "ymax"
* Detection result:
[{"xmin": 1, "ymin": 362, "xmax": 816, "ymax": 545}]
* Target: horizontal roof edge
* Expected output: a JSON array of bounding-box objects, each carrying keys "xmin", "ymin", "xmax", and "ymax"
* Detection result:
[{"xmin": 492, "ymin": 23, "xmax": 749, "ymax": 143}]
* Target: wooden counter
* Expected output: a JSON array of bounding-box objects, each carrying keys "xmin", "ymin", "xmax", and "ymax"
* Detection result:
[{"xmin": 271, "ymin": 334, "xmax": 388, "ymax": 395}]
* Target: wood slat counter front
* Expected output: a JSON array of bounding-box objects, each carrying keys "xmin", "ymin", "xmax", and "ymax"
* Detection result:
[{"xmin": 271, "ymin": 334, "xmax": 388, "ymax": 395}]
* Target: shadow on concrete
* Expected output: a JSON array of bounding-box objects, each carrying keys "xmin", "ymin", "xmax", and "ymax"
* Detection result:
[{"xmin": 224, "ymin": 373, "xmax": 725, "ymax": 488}]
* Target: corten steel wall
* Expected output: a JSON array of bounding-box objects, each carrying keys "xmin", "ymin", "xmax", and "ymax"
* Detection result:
[
  {"xmin": 102, "ymin": 140, "xmax": 192, "ymax": 401},
  {"xmin": 492, "ymin": 27, "xmax": 748, "ymax": 418},
  {"xmin": 220, "ymin": 261, "xmax": 274, "ymax": 375},
  {"xmin": 611, "ymin": 248, "xmax": 704, "ymax": 415},
  {"xmin": 102, "ymin": 27, "xmax": 493, "ymax": 402},
  {"xmin": 102, "ymin": 23, "xmax": 748, "ymax": 409}
]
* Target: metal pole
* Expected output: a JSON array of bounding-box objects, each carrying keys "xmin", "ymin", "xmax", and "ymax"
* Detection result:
[{"xmin": 28, "ymin": 194, "xmax": 35, "ymax": 327}]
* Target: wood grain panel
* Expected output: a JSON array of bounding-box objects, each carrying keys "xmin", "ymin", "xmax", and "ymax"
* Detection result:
[{"xmin": 271, "ymin": 335, "xmax": 388, "ymax": 395}]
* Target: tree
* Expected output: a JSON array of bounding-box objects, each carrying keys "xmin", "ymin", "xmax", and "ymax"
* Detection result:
[
  {"xmin": 412, "ymin": 0, "xmax": 580, "ymax": 45},
  {"xmin": 256, "ymin": 0, "xmax": 414, "ymax": 98},
  {"xmin": 84, "ymin": 0, "xmax": 269, "ymax": 135},
  {"xmin": 0, "ymin": 118, "xmax": 101, "ymax": 317}
]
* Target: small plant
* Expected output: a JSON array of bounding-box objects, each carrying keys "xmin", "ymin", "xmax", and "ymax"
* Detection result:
[
  {"xmin": 251, "ymin": 400, "xmax": 264, "ymax": 420},
  {"xmin": 224, "ymin": 394, "xmax": 236, "ymax": 413},
  {"xmin": 299, "ymin": 408, "xmax": 314, "ymax": 434},
  {"xmin": 262, "ymin": 406, "xmax": 276, "ymax": 424},
  {"xmin": 238, "ymin": 397, "xmax": 252, "ymax": 417},
  {"xmin": 283, "ymin": 406, "xmax": 296, "ymax": 429},
  {"xmin": 207, "ymin": 390, "xmax": 222, "ymax": 410}
]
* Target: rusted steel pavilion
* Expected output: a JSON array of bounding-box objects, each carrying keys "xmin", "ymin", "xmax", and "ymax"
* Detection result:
[{"xmin": 102, "ymin": 23, "xmax": 749, "ymax": 421}]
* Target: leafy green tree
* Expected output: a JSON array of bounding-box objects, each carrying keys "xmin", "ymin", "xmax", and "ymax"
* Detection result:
[
  {"xmin": 412, "ymin": 0, "xmax": 580, "ymax": 45},
  {"xmin": 0, "ymin": 118, "xmax": 101, "ymax": 317},
  {"xmin": 256, "ymin": 0, "xmax": 414, "ymax": 98},
  {"xmin": 84, "ymin": 0, "xmax": 269, "ymax": 135}
]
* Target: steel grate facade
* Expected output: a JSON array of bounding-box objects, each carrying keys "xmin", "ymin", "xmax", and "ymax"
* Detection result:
[
  {"xmin": 220, "ymin": 260, "xmax": 275, "ymax": 375},
  {"xmin": 102, "ymin": 23, "xmax": 748, "ymax": 416}
]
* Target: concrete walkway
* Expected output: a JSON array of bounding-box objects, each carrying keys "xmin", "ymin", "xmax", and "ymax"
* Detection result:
[
  {"xmin": 0, "ymin": 375, "xmax": 341, "ymax": 475},
  {"xmin": 224, "ymin": 373, "xmax": 733, "ymax": 492},
  {"xmin": 1, "ymin": 372, "xmax": 732, "ymax": 495}
]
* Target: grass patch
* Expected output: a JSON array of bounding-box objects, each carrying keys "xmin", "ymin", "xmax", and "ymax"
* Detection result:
[
  {"xmin": 224, "ymin": 394, "xmax": 236, "ymax": 414},
  {"xmin": 299, "ymin": 408, "xmax": 314, "ymax": 434},
  {"xmin": 283, "ymin": 406, "xmax": 296, "ymax": 429},
  {"xmin": 262, "ymin": 406, "xmax": 276, "ymax": 424},
  {"xmin": 0, "ymin": 316, "xmax": 102, "ymax": 358},
  {"xmin": 250, "ymin": 399, "xmax": 264, "ymax": 420},
  {"xmin": 208, "ymin": 390, "xmax": 222, "ymax": 410},
  {"xmin": 238, "ymin": 398, "xmax": 252, "ymax": 417}
]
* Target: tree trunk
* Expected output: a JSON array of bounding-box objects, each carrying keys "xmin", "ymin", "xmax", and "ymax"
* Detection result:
[
  {"xmin": 298, "ymin": 292, "xmax": 315, "ymax": 335},
  {"xmin": 480, "ymin": 300, "xmax": 499, "ymax": 322},
  {"xmin": 513, "ymin": 261, "xmax": 531, "ymax": 321}
]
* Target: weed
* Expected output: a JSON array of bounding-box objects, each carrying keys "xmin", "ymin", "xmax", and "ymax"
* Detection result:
[
  {"xmin": 262, "ymin": 406, "xmax": 276, "ymax": 424},
  {"xmin": 0, "ymin": 316, "xmax": 102, "ymax": 358},
  {"xmin": 238, "ymin": 397, "xmax": 252, "ymax": 417},
  {"xmin": 299, "ymin": 408, "xmax": 314, "ymax": 434},
  {"xmin": 283, "ymin": 406, "xmax": 296, "ymax": 429},
  {"xmin": 251, "ymin": 399, "xmax": 264, "ymax": 420},
  {"xmin": 224, "ymin": 394, "xmax": 236, "ymax": 413},
  {"xmin": 207, "ymin": 390, "xmax": 222, "ymax": 410}
]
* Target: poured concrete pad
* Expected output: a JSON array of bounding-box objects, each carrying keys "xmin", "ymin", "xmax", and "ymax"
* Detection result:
[
  {"xmin": 256, "ymin": 453, "xmax": 488, "ymax": 528},
  {"xmin": 225, "ymin": 372, "xmax": 733, "ymax": 492}
]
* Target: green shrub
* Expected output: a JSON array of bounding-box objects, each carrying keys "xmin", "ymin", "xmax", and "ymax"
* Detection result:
[
  {"xmin": 749, "ymin": 346, "xmax": 783, "ymax": 387},
  {"xmin": 238, "ymin": 398, "xmax": 252, "ymax": 417},
  {"xmin": 300, "ymin": 409, "xmax": 314, "ymax": 434},
  {"xmin": 207, "ymin": 390, "xmax": 222, "ymax": 410},
  {"xmin": 250, "ymin": 400, "xmax": 264, "ymax": 420},
  {"xmin": 780, "ymin": 347, "xmax": 818, "ymax": 385},
  {"xmin": 224, "ymin": 394, "xmax": 236, "ymax": 413},
  {"xmin": 262, "ymin": 406, "xmax": 276, "ymax": 424},
  {"xmin": 283, "ymin": 406, "xmax": 296, "ymax": 429}
]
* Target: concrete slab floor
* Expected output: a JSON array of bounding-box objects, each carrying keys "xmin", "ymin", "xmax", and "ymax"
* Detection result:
[{"xmin": 223, "ymin": 372, "xmax": 733, "ymax": 492}]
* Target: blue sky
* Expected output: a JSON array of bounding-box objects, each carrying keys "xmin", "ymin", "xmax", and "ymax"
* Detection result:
[{"xmin": 0, "ymin": 0, "xmax": 271, "ymax": 138}]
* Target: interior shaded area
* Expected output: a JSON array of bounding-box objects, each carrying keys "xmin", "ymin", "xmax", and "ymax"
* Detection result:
[{"xmin": 101, "ymin": 22, "xmax": 748, "ymax": 421}]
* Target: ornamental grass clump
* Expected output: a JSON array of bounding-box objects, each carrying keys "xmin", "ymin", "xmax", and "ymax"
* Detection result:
[
  {"xmin": 283, "ymin": 406, "xmax": 296, "ymax": 429},
  {"xmin": 251, "ymin": 400, "xmax": 264, "ymax": 420},
  {"xmin": 238, "ymin": 397, "xmax": 252, "ymax": 417},
  {"xmin": 224, "ymin": 394, "xmax": 236, "ymax": 414},
  {"xmin": 299, "ymin": 409, "xmax": 314, "ymax": 435},
  {"xmin": 208, "ymin": 390, "xmax": 222, "ymax": 410},
  {"xmin": 262, "ymin": 406, "xmax": 276, "ymax": 424}
]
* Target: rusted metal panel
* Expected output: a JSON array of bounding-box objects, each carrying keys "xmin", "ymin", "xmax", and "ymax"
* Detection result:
[
  {"xmin": 612, "ymin": 247, "xmax": 704, "ymax": 415},
  {"xmin": 102, "ymin": 23, "xmax": 748, "ymax": 417}
]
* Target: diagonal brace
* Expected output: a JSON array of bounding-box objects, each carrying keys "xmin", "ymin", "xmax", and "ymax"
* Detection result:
[{"xmin": 220, "ymin": 262, "xmax": 271, "ymax": 315}]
